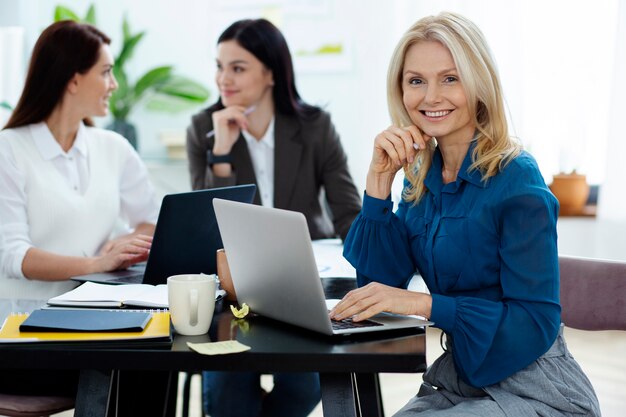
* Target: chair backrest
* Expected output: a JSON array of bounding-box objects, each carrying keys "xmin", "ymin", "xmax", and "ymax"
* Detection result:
[
  {"xmin": 559, "ymin": 255, "xmax": 626, "ymax": 331},
  {"xmin": 0, "ymin": 393, "xmax": 73, "ymax": 417}
]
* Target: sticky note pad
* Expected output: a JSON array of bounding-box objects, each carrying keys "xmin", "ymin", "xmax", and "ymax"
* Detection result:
[{"xmin": 187, "ymin": 340, "xmax": 251, "ymax": 355}]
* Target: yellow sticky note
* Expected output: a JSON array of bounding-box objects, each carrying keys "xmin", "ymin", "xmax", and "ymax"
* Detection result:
[{"xmin": 187, "ymin": 340, "xmax": 251, "ymax": 355}]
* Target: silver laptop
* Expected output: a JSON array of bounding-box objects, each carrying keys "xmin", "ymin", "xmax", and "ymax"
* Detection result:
[{"xmin": 213, "ymin": 199, "xmax": 431, "ymax": 336}]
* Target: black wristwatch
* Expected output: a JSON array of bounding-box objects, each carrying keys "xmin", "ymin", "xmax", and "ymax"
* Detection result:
[{"xmin": 207, "ymin": 149, "xmax": 232, "ymax": 166}]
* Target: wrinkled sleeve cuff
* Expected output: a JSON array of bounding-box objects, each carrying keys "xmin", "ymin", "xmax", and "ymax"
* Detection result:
[
  {"xmin": 430, "ymin": 293, "xmax": 457, "ymax": 333},
  {"xmin": 8, "ymin": 244, "xmax": 30, "ymax": 280},
  {"xmin": 362, "ymin": 192, "xmax": 394, "ymax": 222}
]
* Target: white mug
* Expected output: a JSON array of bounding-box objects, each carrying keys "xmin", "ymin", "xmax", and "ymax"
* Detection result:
[{"xmin": 167, "ymin": 274, "xmax": 216, "ymax": 336}]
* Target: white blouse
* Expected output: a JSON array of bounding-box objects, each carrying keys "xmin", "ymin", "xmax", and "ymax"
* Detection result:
[
  {"xmin": 241, "ymin": 117, "xmax": 275, "ymax": 208},
  {"xmin": 0, "ymin": 122, "xmax": 160, "ymax": 281}
]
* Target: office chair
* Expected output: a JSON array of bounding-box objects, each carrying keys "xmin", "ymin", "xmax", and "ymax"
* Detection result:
[
  {"xmin": 559, "ymin": 255, "xmax": 626, "ymax": 330},
  {"xmin": 0, "ymin": 393, "xmax": 74, "ymax": 417}
]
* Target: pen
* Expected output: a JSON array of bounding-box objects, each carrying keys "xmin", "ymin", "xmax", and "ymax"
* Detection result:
[{"xmin": 206, "ymin": 105, "xmax": 257, "ymax": 138}]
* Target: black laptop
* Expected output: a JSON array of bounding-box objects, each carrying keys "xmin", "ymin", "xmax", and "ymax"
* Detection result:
[{"xmin": 71, "ymin": 184, "xmax": 256, "ymax": 285}]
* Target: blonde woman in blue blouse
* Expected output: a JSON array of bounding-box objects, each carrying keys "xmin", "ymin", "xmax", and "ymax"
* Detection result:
[{"xmin": 330, "ymin": 12, "xmax": 600, "ymax": 416}]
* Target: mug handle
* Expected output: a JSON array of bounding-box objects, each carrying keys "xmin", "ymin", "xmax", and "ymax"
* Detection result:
[{"xmin": 189, "ymin": 288, "xmax": 198, "ymax": 326}]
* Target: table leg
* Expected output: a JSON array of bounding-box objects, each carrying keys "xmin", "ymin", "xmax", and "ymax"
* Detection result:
[
  {"xmin": 355, "ymin": 373, "xmax": 385, "ymax": 417},
  {"xmin": 74, "ymin": 369, "xmax": 114, "ymax": 417},
  {"xmin": 320, "ymin": 373, "xmax": 358, "ymax": 417},
  {"xmin": 115, "ymin": 370, "xmax": 176, "ymax": 417}
]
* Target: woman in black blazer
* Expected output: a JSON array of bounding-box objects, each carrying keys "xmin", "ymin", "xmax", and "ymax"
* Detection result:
[
  {"xmin": 186, "ymin": 19, "xmax": 361, "ymax": 417},
  {"xmin": 186, "ymin": 19, "xmax": 361, "ymax": 241}
]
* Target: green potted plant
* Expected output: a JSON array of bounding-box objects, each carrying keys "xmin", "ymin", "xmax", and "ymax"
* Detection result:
[{"xmin": 54, "ymin": 5, "xmax": 209, "ymax": 149}]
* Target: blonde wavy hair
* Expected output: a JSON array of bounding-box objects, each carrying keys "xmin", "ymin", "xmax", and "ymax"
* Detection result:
[{"xmin": 387, "ymin": 12, "xmax": 521, "ymax": 203}]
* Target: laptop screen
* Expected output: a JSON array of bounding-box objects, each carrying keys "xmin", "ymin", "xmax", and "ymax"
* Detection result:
[{"xmin": 142, "ymin": 184, "xmax": 256, "ymax": 285}]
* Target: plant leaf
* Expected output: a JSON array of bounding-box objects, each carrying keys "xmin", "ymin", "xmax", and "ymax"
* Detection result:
[
  {"xmin": 0, "ymin": 101, "xmax": 13, "ymax": 111},
  {"xmin": 84, "ymin": 5, "xmax": 96, "ymax": 25},
  {"xmin": 133, "ymin": 66, "xmax": 173, "ymax": 99},
  {"xmin": 116, "ymin": 32, "xmax": 145, "ymax": 69},
  {"xmin": 144, "ymin": 93, "xmax": 207, "ymax": 113},
  {"xmin": 154, "ymin": 75, "xmax": 210, "ymax": 102},
  {"xmin": 54, "ymin": 5, "xmax": 80, "ymax": 22},
  {"xmin": 122, "ymin": 14, "xmax": 131, "ymax": 41}
]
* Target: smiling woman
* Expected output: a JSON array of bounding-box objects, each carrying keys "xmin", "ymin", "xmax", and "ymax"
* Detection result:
[
  {"xmin": 70, "ymin": 44, "xmax": 118, "ymax": 123},
  {"xmin": 0, "ymin": 20, "xmax": 159, "ymax": 297},
  {"xmin": 400, "ymin": 41, "xmax": 475, "ymax": 185},
  {"xmin": 334, "ymin": 11, "xmax": 601, "ymax": 417},
  {"xmin": 0, "ymin": 17, "xmax": 161, "ymax": 402}
]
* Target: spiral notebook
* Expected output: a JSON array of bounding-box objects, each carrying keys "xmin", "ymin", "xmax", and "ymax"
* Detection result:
[
  {"xmin": 0, "ymin": 311, "xmax": 172, "ymax": 347},
  {"xmin": 48, "ymin": 282, "xmax": 169, "ymax": 309}
]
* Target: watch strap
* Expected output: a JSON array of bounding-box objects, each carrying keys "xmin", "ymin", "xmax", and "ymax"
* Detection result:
[{"xmin": 207, "ymin": 150, "xmax": 232, "ymax": 166}]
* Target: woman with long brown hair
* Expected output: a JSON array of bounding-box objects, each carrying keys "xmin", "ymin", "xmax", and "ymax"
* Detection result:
[
  {"xmin": 0, "ymin": 20, "xmax": 160, "ymax": 397},
  {"xmin": 0, "ymin": 20, "xmax": 159, "ymax": 304}
]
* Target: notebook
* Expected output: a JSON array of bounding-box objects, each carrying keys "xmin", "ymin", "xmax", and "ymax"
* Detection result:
[
  {"xmin": 0, "ymin": 311, "xmax": 171, "ymax": 347},
  {"xmin": 19, "ymin": 309, "xmax": 152, "ymax": 332},
  {"xmin": 47, "ymin": 281, "xmax": 224, "ymax": 309},
  {"xmin": 72, "ymin": 184, "xmax": 256, "ymax": 285},
  {"xmin": 213, "ymin": 199, "xmax": 432, "ymax": 336},
  {"xmin": 48, "ymin": 282, "xmax": 169, "ymax": 309}
]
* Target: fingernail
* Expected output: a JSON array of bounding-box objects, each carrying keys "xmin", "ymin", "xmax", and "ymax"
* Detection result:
[{"xmin": 413, "ymin": 143, "xmax": 419, "ymax": 150}]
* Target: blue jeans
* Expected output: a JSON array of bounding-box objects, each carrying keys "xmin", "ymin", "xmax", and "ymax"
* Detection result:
[{"xmin": 203, "ymin": 371, "xmax": 321, "ymax": 417}]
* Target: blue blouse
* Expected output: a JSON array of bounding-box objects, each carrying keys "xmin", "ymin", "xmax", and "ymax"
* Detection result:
[{"xmin": 344, "ymin": 143, "xmax": 561, "ymax": 387}]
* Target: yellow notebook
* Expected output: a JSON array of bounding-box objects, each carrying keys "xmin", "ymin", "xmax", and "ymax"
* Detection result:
[{"xmin": 0, "ymin": 311, "xmax": 172, "ymax": 346}]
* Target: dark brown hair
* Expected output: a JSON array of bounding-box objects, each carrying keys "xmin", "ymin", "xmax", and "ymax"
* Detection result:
[
  {"xmin": 4, "ymin": 20, "xmax": 110, "ymax": 129},
  {"xmin": 210, "ymin": 18, "xmax": 319, "ymax": 119}
]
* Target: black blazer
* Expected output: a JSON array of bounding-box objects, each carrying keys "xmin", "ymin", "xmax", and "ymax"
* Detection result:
[{"xmin": 186, "ymin": 108, "xmax": 361, "ymax": 240}]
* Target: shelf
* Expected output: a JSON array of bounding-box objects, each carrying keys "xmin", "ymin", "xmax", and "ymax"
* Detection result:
[{"xmin": 559, "ymin": 205, "xmax": 597, "ymax": 217}]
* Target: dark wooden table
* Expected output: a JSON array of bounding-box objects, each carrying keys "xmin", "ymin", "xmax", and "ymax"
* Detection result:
[{"xmin": 0, "ymin": 279, "xmax": 427, "ymax": 417}]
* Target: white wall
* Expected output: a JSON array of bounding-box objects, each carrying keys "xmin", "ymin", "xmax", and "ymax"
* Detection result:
[
  {"xmin": 0, "ymin": 0, "xmax": 619, "ymax": 193},
  {"xmin": 0, "ymin": 26, "xmax": 23, "ymax": 126}
]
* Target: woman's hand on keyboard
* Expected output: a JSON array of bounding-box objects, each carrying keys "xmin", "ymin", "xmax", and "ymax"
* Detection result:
[{"xmin": 328, "ymin": 282, "xmax": 432, "ymax": 322}]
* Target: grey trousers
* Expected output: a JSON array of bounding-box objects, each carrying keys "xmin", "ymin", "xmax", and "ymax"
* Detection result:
[{"xmin": 394, "ymin": 328, "xmax": 601, "ymax": 416}]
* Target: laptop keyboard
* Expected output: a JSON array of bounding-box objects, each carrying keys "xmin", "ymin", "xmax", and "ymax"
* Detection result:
[
  {"xmin": 331, "ymin": 317, "xmax": 383, "ymax": 330},
  {"xmin": 108, "ymin": 274, "xmax": 144, "ymax": 284}
]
